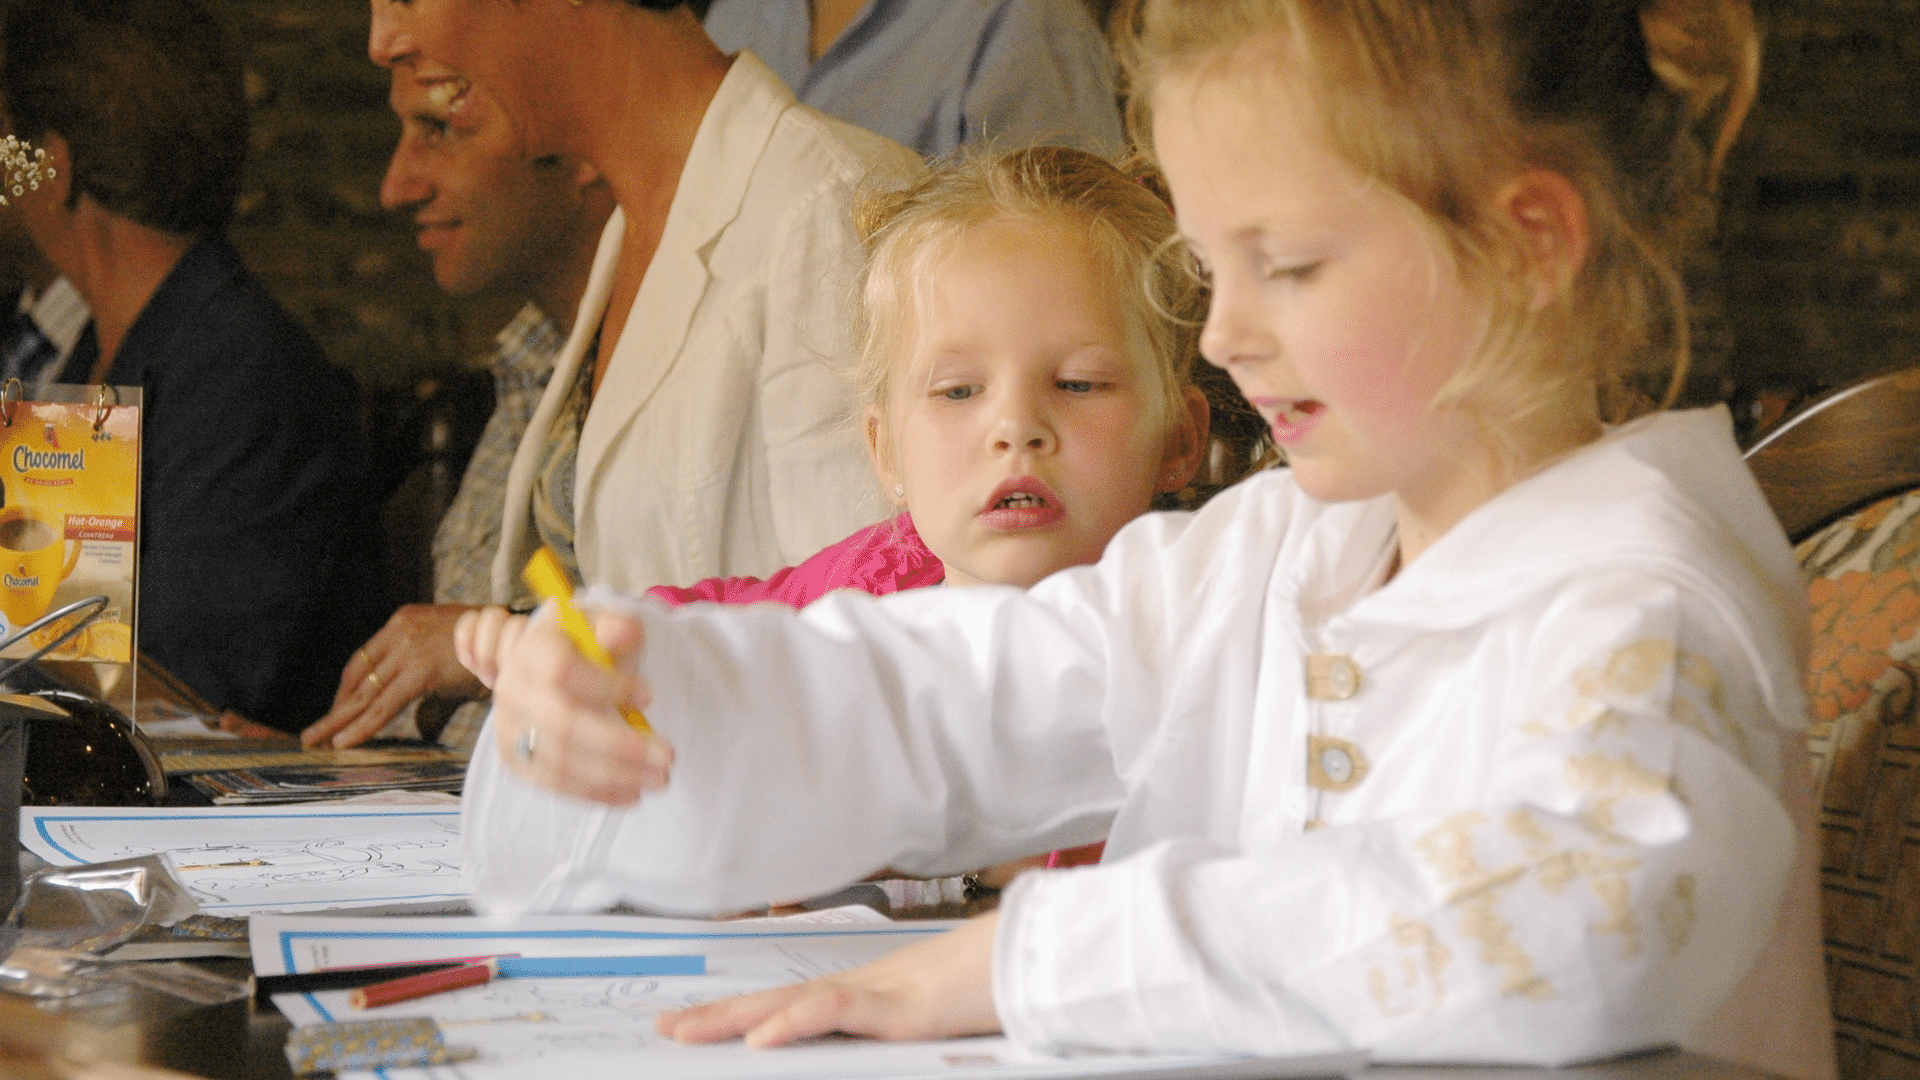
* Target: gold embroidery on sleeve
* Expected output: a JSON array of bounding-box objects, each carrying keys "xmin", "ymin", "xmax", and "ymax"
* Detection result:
[
  {"xmin": 1579, "ymin": 850, "xmax": 1645, "ymax": 956},
  {"xmin": 1534, "ymin": 638, "xmax": 1686, "ymax": 741},
  {"xmin": 1677, "ymin": 649, "xmax": 1753, "ymax": 767},
  {"xmin": 1503, "ymin": 808, "xmax": 1553, "ymax": 858},
  {"xmin": 1527, "ymin": 847, "xmax": 1644, "ymax": 954},
  {"xmin": 1565, "ymin": 752, "xmax": 1671, "ymax": 798},
  {"xmin": 1604, "ymin": 639, "xmax": 1676, "ymax": 696},
  {"xmin": 1675, "ymin": 652, "xmax": 1724, "ymax": 712},
  {"xmin": 1415, "ymin": 813, "xmax": 1556, "ymax": 1000},
  {"xmin": 1414, "ymin": 812, "xmax": 1489, "ymax": 886},
  {"xmin": 1534, "ymin": 639, "xmax": 1754, "ymax": 776},
  {"xmin": 1367, "ymin": 916, "xmax": 1452, "ymax": 1017},
  {"xmin": 1657, "ymin": 874, "xmax": 1697, "ymax": 954},
  {"xmin": 1456, "ymin": 890, "xmax": 1554, "ymax": 998}
]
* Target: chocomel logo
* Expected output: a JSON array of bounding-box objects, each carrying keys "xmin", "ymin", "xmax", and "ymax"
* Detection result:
[
  {"xmin": 12, "ymin": 446, "xmax": 84, "ymax": 471},
  {"xmin": 3, "ymin": 571, "xmax": 40, "ymax": 588}
]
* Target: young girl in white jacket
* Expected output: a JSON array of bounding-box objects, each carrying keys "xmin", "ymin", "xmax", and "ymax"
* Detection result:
[{"xmin": 461, "ymin": 0, "xmax": 1834, "ymax": 1076}]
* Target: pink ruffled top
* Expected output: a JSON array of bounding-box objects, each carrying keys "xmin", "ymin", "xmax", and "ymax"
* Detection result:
[{"xmin": 646, "ymin": 514, "xmax": 944, "ymax": 610}]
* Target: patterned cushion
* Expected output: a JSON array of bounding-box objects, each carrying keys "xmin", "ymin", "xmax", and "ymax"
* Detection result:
[{"xmin": 1797, "ymin": 488, "xmax": 1920, "ymax": 1078}]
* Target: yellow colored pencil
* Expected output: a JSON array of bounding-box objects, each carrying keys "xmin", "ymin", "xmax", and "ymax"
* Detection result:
[{"xmin": 521, "ymin": 547, "xmax": 654, "ymax": 735}]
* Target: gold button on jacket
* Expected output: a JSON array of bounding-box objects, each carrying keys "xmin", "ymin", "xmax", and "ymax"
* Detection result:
[{"xmin": 1305, "ymin": 653, "xmax": 1362, "ymax": 700}]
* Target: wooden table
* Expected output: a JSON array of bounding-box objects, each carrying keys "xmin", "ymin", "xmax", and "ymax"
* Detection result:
[
  {"xmin": 215, "ymin": 1004, "xmax": 1796, "ymax": 1080},
  {"xmin": 0, "ymin": 930, "xmax": 1788, "ymax": 1080}
]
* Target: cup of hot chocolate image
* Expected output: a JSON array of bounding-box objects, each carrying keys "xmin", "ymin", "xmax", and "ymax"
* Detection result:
[{"xmin": 0, "ymin": 505, "xmax": 80, "ymax": 632}]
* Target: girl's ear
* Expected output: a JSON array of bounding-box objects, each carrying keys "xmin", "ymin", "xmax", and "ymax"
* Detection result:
[
  {"xmin": 1156, "ymin": 386, "xmax": 1211, "ymax": 494},
  {"xmin": 1497, "ymin": 170, "xmax": 1590, "ymax": 311},
  {"xmin": 864, "ymin": 405, "xmax": 905, "ymax": 508}
]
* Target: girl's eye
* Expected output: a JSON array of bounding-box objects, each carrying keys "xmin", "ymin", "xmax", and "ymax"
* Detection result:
[
  {"xmin": 936, "ymin": 385, "xmax": 978, "ymax": 402},
  {"xmin": 1262, "ymin": 259, "xmax": 1322, "ymax": 283},
  {"xmin": 1057, "ymin": 379, "xmax": 1098, "ymax": 394}
]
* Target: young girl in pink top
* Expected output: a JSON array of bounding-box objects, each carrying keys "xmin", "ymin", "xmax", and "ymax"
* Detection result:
[{"xmin": 638, "ymin": 146, "xmax": 1271, "ymax": 612}]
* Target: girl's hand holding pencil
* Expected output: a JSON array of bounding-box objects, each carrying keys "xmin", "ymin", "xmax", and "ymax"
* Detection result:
[{"xmin": 459, "ymin": 551, "xmax": 672, "ymax": 806}]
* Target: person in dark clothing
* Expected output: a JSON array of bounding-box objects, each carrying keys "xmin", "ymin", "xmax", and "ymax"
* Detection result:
[{"xmin": 2, "ymin": 0, "xmax": 381, "ymax": 729}]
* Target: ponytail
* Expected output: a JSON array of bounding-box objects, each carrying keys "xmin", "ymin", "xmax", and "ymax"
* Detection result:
[{"xmin": 1639, "ymin": 0, "xmax": 1760, "ymax": 184}]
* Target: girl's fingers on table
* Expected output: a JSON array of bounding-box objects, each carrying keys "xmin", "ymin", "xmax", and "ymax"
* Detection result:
[
  {"xmin": 656, "ymin": 984, "xmax": 805, "ymax": 1044},
  {"xmin": 659, "ymin": 914, "xmax": 1000, "ymax": 1047},
  {"xmin": 748, "ymin": 984, "xmax": 892, "ymax": 1048}
]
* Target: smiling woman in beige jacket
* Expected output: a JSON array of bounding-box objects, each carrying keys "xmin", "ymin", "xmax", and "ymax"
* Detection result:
[{"xmin": 314, "ymin": 0, "xmax": 917, "ymax": 748}]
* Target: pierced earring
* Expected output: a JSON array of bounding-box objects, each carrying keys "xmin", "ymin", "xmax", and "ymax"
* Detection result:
[{"xmin": 893, "ymin": 484, "xmax": 905, "ymax": 499}]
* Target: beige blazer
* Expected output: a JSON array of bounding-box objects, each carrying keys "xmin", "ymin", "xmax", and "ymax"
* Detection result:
[{"xmin": 493, "ymin": 52, "xmax": 917, "ymax": 599}]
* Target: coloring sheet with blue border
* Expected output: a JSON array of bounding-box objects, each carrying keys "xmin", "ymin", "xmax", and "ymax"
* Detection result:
[
  {"xmin": 259, "ymin": 912, "xmax": 1364, "ymax": 1080},
  {"xmin": 20, "ymin": 805, "xmax": 465, "ymax": 915},
  {"xmin": 251, "ymin": 908, "xmax": 896, "ymax": 976}
]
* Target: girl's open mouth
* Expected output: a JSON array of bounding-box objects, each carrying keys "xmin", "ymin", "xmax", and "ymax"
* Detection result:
[
  {"xmin": 1269, "ymin": 399, "xmax": 1323, "ymax": 445},
  {"xmin": 981, "ymin": 478, "xmax": 1065, "ymax": 529}
]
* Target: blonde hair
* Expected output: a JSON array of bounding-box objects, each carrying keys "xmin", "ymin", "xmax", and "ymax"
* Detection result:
[
  {"xmin": 1113, "ymin": 0, "xmax": 1760, "ymax": 429},
  {"xmin": 853, "ymin": 145, "xmax": 1274, "ymax": 507}
]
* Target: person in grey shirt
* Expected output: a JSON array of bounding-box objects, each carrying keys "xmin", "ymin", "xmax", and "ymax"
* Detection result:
[{"xmin": 704, "ymin": 0, "xmax": 1124, "ymax": 159}]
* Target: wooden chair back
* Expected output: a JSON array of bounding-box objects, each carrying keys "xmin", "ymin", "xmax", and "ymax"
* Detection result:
[
  {"xmin": 1745, "ymin": 365, "xmax": 1920, "ymax": 544},
  {"xmin": 1744, "ymin": 366, "xmax": 1920, "ymax": 1078}
]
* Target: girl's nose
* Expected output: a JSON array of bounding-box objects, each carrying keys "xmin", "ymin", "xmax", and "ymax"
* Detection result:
[
  {"xmin": 1198, "ymin": 277, "xmax": 1273, "ymax": 372},
  {"xmin": 989, "ymin": 390, "xmax": 1056, "ymax": 454}
]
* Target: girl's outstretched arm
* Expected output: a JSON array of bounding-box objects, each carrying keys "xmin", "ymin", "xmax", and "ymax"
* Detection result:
[{"xmin": 658, "ymin": 913, "xmax": 1002, "ymax": 1047}]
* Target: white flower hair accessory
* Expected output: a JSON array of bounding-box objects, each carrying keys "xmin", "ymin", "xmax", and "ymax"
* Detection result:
[{"xmin": 0, "ymin": 135, "xmax": 55, "ymax": 206}]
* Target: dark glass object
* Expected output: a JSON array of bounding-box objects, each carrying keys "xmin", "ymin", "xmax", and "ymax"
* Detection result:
[{"xmin": 13, "ymin": 687, "xmax": 167, "ymax": 806}]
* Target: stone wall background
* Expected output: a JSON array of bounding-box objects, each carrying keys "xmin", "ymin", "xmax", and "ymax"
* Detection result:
[
  {"xmin": 1721, "ymin": 0, "xmax": 1920, "ymax": 398},
  {"xmin": 199, "ymin": 0, "xmax": 1917, "ymax": 405}
]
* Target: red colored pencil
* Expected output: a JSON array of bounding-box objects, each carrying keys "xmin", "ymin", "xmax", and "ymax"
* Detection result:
[{"xmin": 349, "ymin": 958, "xmax": 497, "ymax": 1009}]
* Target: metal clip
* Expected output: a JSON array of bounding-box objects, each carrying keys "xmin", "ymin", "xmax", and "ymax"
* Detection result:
[{"xmin": 91, "ymin": 384, "xmax": 116, "ymax": 433}]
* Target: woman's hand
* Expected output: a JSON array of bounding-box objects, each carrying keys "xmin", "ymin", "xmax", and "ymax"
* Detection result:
[
  {"xmin": 489, "ymin": 609, "xmax": 671, "ymax": 805},
  {"xmin": 657, "ymin": 912, "xmax": 1002, "ymax": 1047},
  {"xmin": 303, "ymin": 604, "xmax": 484, "ymax": 748},
  {"xmin": 453, "ymin": 605, "xmax": 529, "ymax": 689}
]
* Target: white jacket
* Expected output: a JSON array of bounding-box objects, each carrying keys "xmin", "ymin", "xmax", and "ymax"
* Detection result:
[
  {"xmin": 491, "ymin": 53, "xmax": 916, "ymax": 600},
  {"xmin": 463, "ymin": 408, "xmax": 1833, "ymax": 1077}
]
